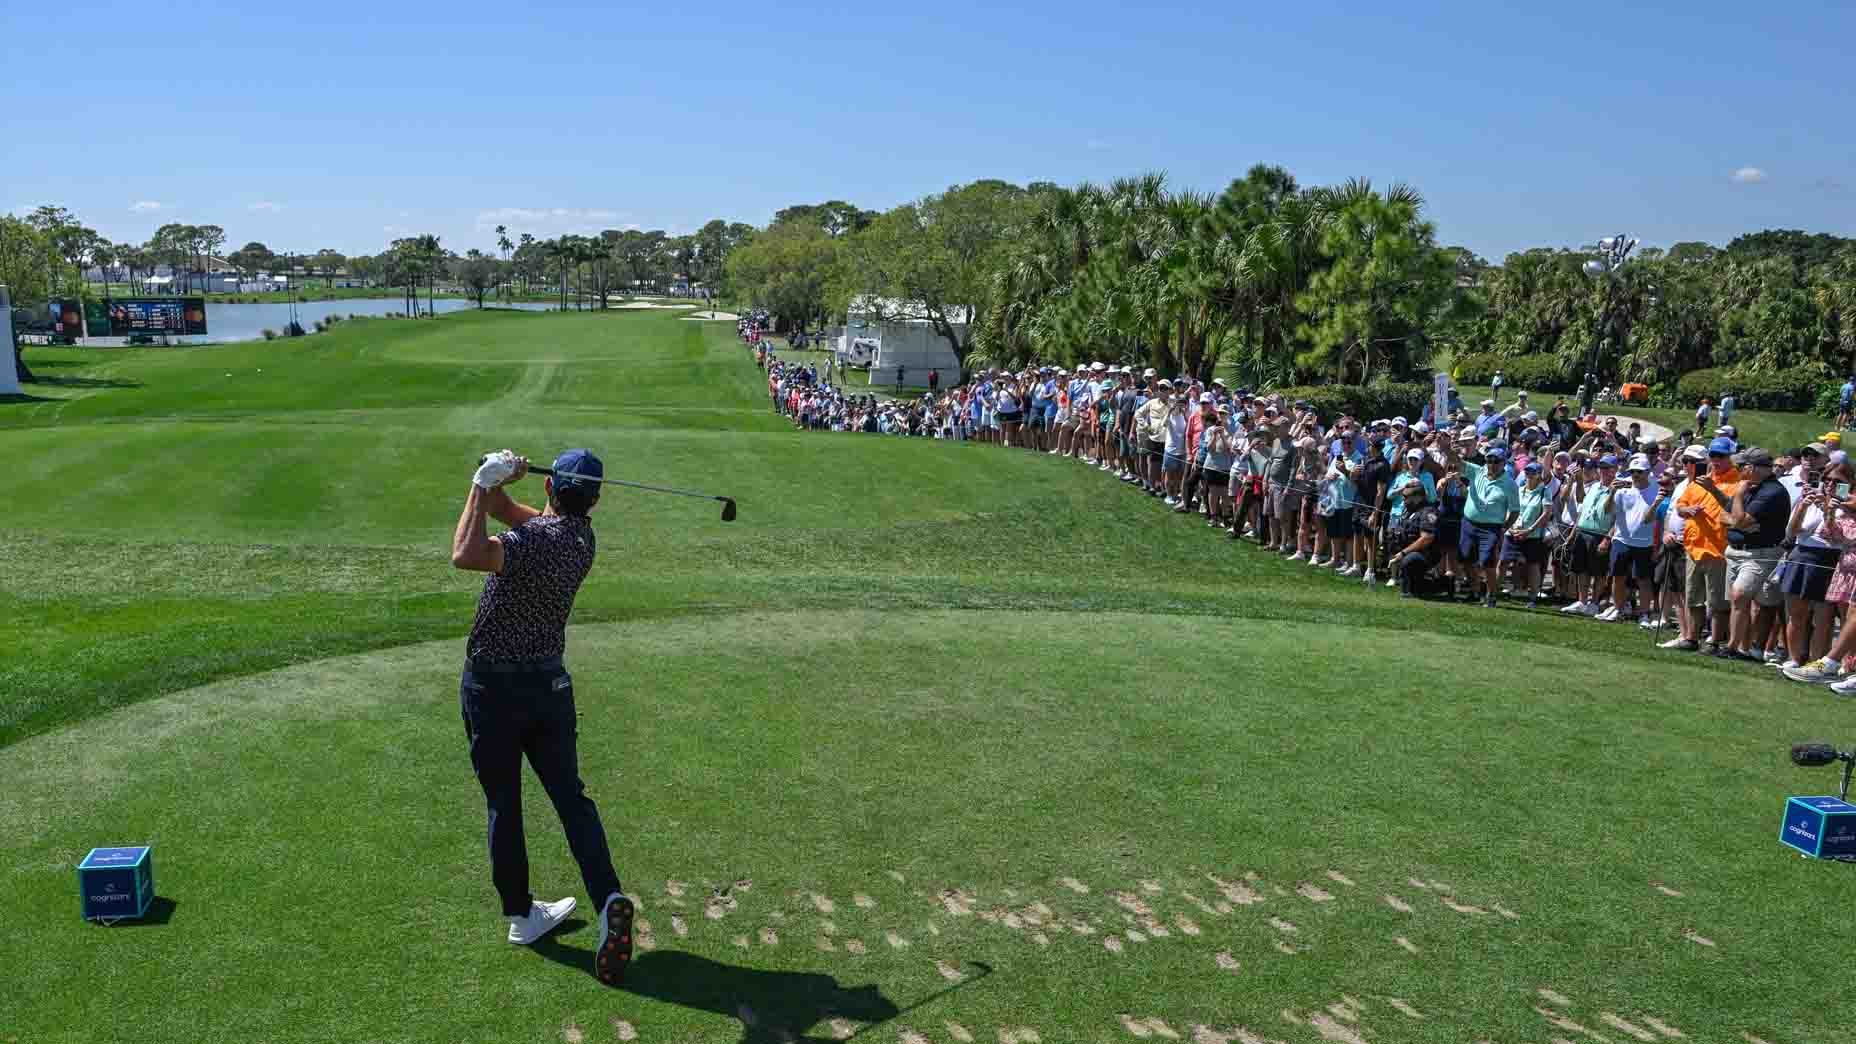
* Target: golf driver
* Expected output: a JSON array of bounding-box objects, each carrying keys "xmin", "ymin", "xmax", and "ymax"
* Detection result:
[{"xmin": 481, "ymin": 454, "xmax": 738, "ymax": 522}]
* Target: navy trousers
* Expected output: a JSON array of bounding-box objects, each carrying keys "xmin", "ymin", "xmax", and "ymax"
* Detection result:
[{"xmin": 460, "ymin": 667, "xmax": 622, "ymax": 917}]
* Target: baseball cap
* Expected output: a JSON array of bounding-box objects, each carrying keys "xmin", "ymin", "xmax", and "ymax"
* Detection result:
[
  {"xmin": 1714, "ymin": 425, "xmax": 1737, "ymax": 438},
  {"xmin": 1739, "ymin": 447, "xmax": 1774, "ymax": 468},
  {"xmin": 1599, "ymin": 454, "xmax": 1618, "ymax": 467},
  {"xmin": 1486, "ymin": 446, "xmax": 1508, "ymax": 461},
  {"xmin": 550, "ymin": 448, "xmax": 604, "ymax": 492},
  {"xmin": 1413, "ymin": 421, "xmax": 1430, "ymax": 434},
  {"xmin": 1821, "ymin": 431, "xmax": 1843, "ymax": 445},
  {"xmin": 1090, "ymin": 361, "xmax": 1106, "ymax": 371},
  {"xmin": 1682, "ymin": 444, "xmax": 1708, "ymax": 462},
  {"xmin": 1806, "ymin": 442, "xmax": 1830, "ymax": 456},
  {"xmin": 1391, "ymin": 416, "xmax": 1408, "ymax": 426},
  {"xmin": 1522, "ymin": 410, "xmax": 1538, "ymax": 421},
  {"xmin": 1156, "ymin": 379, "xmax": 1173, "ymax": 389},
  {"xmin": 1523, "ymin": 460, "xmax": 1543, "ymax": 473},
  {"xmin": 1294, "ymin": 400, "xmax": 1311, "ymax": 410},
  {"xmin": 1405, "ymin": 448, "xmax": 1424, "ymax": 460},
  {"xmin": 1627, "ymin": 453, "xmax": 1651, "ymax": 471},
  {"xmin": 1212, "ymin": 378, "xmax": 1227, "ymax": 387},
  {"xmin": 1199, "ymin": 392, "xmax": 1215, "ymax": 404},
  {"xmin": 1708, "ymin": 436, "xmax": 1737, "ymax": 455},
  {"xmin": 1143, "ymin": 367, "xmax": 1157, "ymax": 377},
  {"xmin": 1481, "ymin": 398, "xmax": 1495, "ymax": 407}
]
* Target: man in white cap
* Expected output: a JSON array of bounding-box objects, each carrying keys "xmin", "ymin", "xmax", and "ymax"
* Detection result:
[{"xmin": 1595, "ymin": 453, "xmax": 1658, "ymax": 621}]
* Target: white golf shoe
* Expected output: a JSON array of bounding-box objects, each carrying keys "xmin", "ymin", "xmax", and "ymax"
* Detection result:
[{"xmin": 507, "ymin": 897, "xmax": 576, "ymax": 945}]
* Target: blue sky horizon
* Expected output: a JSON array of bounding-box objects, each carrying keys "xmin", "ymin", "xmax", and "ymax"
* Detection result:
[{"xmin": 4, "ymin": 1, "xmax": 1850, "ymax": 263}]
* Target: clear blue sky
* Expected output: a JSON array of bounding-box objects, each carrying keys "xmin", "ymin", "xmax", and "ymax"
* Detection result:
[{"xmin": 4, "ymin": 0, "xmax": 1850, "ymax": 262}]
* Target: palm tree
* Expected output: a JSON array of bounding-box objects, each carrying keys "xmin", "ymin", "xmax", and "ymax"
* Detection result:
[{"xmin": 496, "ymin": 225, "xmax": 513, "ymax": 302}]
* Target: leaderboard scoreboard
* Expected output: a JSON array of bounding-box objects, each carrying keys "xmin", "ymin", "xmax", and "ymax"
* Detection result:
[{"xmin": 108, "ymin": 298, "xmax": 207, "ymax": 336}]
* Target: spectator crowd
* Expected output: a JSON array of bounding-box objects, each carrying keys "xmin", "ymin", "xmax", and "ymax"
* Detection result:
[{"xmin": 749, "ymin": 323, "xmax": 1856, "ymax": 694}]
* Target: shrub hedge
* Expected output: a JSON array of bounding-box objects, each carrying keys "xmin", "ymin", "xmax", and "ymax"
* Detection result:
[
  {"xmin": 1672, "ymin": 367, "xmax": 1825, "ymax": 411},
  {"xmin": 1448, "ymin": 353, "xmax": 1581, "ymax": 393},
  {"xmin": 1268, "ymin": 383, "xmax": 1433, "ymax": 421}
]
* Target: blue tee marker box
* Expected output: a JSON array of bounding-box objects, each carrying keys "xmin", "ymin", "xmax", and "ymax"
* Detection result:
[
  {"xmin": 1780, "ymin": 797, "xmax": 1856, "ymax": 859},
  {"xmin": 78, "ymin": 846, "xmax": 155, "ymax": 922}
]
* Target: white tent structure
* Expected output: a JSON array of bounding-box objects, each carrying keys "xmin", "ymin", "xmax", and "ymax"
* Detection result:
[
  {"xmin": 841, "ymin": 296, "xmax": 967, "ymax": 387},
  {"xmin": 1, "ymin": 286, "xmax": 20, "ymax": 396}
]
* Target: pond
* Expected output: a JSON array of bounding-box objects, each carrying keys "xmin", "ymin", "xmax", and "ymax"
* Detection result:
[{"xmin": 71, "ymin": 298, "xmax": 562, "ymax": 345}]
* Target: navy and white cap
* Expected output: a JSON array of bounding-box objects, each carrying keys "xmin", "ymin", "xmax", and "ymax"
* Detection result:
[{"xmin": 550, "ymin": 448, "xmax": 604, "ymax": 493}]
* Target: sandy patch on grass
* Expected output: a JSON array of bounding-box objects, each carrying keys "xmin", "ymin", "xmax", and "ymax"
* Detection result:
[
  {"xmin": 670, "ymin": 914, "xmax": 688, "ymax": 936},
  {"xmin": 941, "ymin": 889, "xmax": 976, "ymax": 916},
  {"xmin": 562, "ymin": 1022, "xmax": 584, "ymax": 1043},
  {"xmin": 758, "ymin": 926, "xmax": 779, "ymax": 946},
  {"xmin": 610, "ymin": 1017, "xmax": 638, "ymax": 1040},
  {"xmin": 1268, "ymin": 917, "xmax": 1298, "ymax": 934},
  {"xmin": 898, "ymin": 1031, "xmax": 931, "ymax": 1044},
  {"xmin": 998, "ymin": 1029, "xmax": 1041, "ymax": 1043},
  {"xmin": 732, "ymin": 935, "xmax": 750, "ymax": 948},
  {"xmin": 1295, "ymin": 883, "xmax": 1334, "ymax": 902},
  {"xmin": 1394, "ymin": 936, "xmax": 1419, "ymax": 954},
  {"xmin": 1407, "ymin": 877, "xmax": 1430, "ymax": 890},
  {"xmin": 1537, "ymin": 988, "xmax": 1571, "ymax": 1006},
  {"xmin": 1207, "ymin": 874, "xmax": 1265, "ymax": 905},
  {"xmin": 946, "ymin": 1022, "xmax": 975, "ymax": 1042},
  {"xmin": 1324, "ymin": 870, "xmax": 1356, "ymax": 887},
  {"xmin": 1652, "ymin": 881, "xmax": 1684, "ymax": 897},
  {"xmin": 828, "ymin": 1017, "xmax": 857, "ymax": 1040},
  {"xmin": 1215, "ymin": 951, "xmax": 1241, "ymax": 972},
  {"xmin": 635, "ymin": 919, "xmax": 656, "ymax": 949},
  {"xmin": 1140, "ymin": 879, "xmax": 1165, "ymax": 894},
  {"xmin": 1382, "ymin": 894, "xmax": 1413, "ymax": 913},
  {"xmin": 1060, "ymin": 876, "xmax": 1090, "ymax": 894},
  {"xmin": 886, "ymin": 930, "xmax": 910, "ymax": 949},
  {"xmin": 1683, "ymin": 929, "xmax": 1715, "ymax": 947},
  {"xmin": 1174, "ymin": 914, "xmax": 1202, "ymax": 936},
  {"xmin": 1126, "ymin": 929, "xmax": 1147, "ymax": 943},
  {"xmin": 1491, "ymin": 902, "xmax": 1521, "ymax": 920},
  {"xmin": 935, "ymin": 959, "xmax": 965, "ymax": 982},
  {"xmin": 665, "ymin": 880, "xmax": 686, "ymax": 897},
  {"xmin": 816, "ymin": 936, "xmax": 836, "ymax": 952},
  {"xmin": 854, "ymin": 893, "xmax": 876, "ymax": 908},
  {"xmin": 1440, "ymin": 896, "xmax": 1486, "ymax": 914},
  {"xmin": 844, "ymin": 938, "xmax": 866, "ymax": 954},
  {"xmin": 681, "ymin": 310, "xmax": 739, "ymax": 320},
  {"xmin": 1104, "ymin": 936, "xmax": 1124, "ymax": 953},
  {"xmin": 1642, "ymin": 1016, "xmax": 1683, "ymax": 1037}
]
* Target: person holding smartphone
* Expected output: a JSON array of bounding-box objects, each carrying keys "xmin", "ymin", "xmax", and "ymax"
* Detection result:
[{"xmin": 1773, "ymin": 462, "xmax": 1845, "ymax": 669}]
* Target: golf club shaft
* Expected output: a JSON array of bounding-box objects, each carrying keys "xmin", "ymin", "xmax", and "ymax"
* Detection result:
[{"xmin": 530, "ymin": 466, "xmax": 727, "ymax": 504}]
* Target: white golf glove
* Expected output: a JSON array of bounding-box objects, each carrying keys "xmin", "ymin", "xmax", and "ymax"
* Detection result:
[{"xmin": 474, "ymin": 450, "xmax": 518, "ymax": 489}]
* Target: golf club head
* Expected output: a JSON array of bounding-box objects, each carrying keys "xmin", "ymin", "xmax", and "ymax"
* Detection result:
[{"xmin": 720, "ymin": 498, "xmax": 737, "ymax": 522}]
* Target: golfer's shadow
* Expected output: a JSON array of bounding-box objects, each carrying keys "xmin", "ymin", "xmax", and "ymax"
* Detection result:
[{"xmin": 532, "ymin": 926, "xmax": 898, "ymax": 1043}]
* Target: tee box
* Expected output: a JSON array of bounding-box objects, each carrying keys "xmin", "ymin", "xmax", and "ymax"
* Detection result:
[
  {"xmin": 1780, "ymin": 797, "xmax": 1856, "ymax": 860},
  {"xmin": 78, "ymin": 846, "xmax": 155, "ymax": 922}
]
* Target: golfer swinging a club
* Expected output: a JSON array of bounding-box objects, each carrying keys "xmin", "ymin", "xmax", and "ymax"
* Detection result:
[{"xmin": 452, "ymin": 448, "xmax": 635, "ymax": 986}]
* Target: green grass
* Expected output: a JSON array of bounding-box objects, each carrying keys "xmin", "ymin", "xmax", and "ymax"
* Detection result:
[{"xmin": 4, "ymin": 312, "xmax": 1854, "ymax": 1043}]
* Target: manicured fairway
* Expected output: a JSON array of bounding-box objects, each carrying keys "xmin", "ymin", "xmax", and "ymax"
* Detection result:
[{"xmin": 4, "ymin": 311, "xmax": 1853, "ymax": 1043}]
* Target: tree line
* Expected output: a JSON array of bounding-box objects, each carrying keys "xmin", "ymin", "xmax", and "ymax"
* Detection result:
[
  {"xmin": 0, "ymin": 207, "xmax": 757, "ymax": 313},
  {"xmin": 725, "ymin": 169, "xmax": 1856, "ymax": 398}
]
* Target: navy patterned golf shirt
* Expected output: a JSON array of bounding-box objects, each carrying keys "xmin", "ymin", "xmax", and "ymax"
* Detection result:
[{"xmin": 466, "ymin": 513, "xmax": 595, "ymax": 662}]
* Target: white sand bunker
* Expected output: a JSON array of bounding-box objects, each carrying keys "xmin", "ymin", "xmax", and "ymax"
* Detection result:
[
  {"xmin": 682, "ymin": 310, "xmax": 740, "ymax": 321},
  {"xmin": 614, "ymin": 301, "xmax": 699, "ymax": 310}
]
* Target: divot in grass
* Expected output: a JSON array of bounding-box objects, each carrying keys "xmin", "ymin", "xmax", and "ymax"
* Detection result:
[
  {"xmin": 1174, "ymin": 914, "xmax": 1201, "ymax": 935},
  {"xmin": 854, "ymin": 893, "xmax": 876, "ymax": 908},
  {"xmin": 946, "ymin": 1021, "xmax": 975, "ymax": 1042},
  {"xmin": 898, "ymin": 1030, "xmax": 931, "ymax": 1044},
  {"xmin": 1642, "ymin": 1016, "xmax": 1683, "ymax": 1037},
  {"xmin": 1600, "ymin": 1013, "xmax": 1659, "ymax": 1041},
  {"xmin": 1324, "ymin": 870, "xmax": 1356, "ymax": 887},
  {"xmin": 1268, "ymin": 917, "xmax": 1297, "ymax": 934},
  {"xmin": 1394, "ymin": 936, "xmax": 1419, "ymax": 954},
  {"xmin": 827, "ymin": 1017, "xmax": 857, "ymax": 1040},
  {"xmin": 1381, "ymin": 998, "xmax": 1423, "ymax": 1019},
  {"xmin": 758, "ymin": 926, "xmax": 780, "ymax": 946},
  {"xmin": 1207, "ymin": 874, "xmax": 1264, "ymax": 905},
  {"xmin": 670, "ymin": 914, "xmax": 688, "ymax": 936},
  {"xmin": 845, "ymin": 938, "xmax": 866, "ymax": 954},
  {"xmin": 1407, "ymin": 877, "xmax": 1430, "ymax": 890},
  {"xmin": 634, "ymin": 919, "xmax": 656, "ymax": 950},
  {"xmin": 1537, "ymin": 988, "xmax": 1572, "ymax": 1007},
  {"xmin": 1140, "ymin": 879, "xmax": 1164, "ymax": 894},
  {"xmin": 1382, "ymin": 894, "xmax": 1413, "ymax": 913},
  {"xmin": 811, "ymin": 893, "xmax": 836, "ymax": 914},
  {"xmin": 935, "ymin": 959, "xmax": 964, "ymax": 982},
  {"xmin": 1104, "ymin": 936, "xmax": 1124, "ymax": 953},
  {"xmin": 1294, "ymin": 883, "xmax": 1334, "ymax": 902},
  {"xmin": 1491, "ymin": 902, "xmax": 1521, "ymax": 920},
  {"xmin": 1652, "ymin": 882, "xmax": 1684, "ymax": 897},
  {"xmin": 1060, "ymin": 876, "xmax": 1090, "ymax": 894},
  {"xmin": 1214, "ymin": 951, "xmax": 1241, "ymax": 972},
  {"xmin": 732, "ymin": 934, "xmax": 749, "ymax": 948},
  {"xmin": 1682, "ymin": 929, "xmax": 1715, "ymax": 947},
  {"xmin": 997, "ymin": 1029, "xmax": 1041, "ymax": 1043},
  {"xmin": 665, "ymin": 880, "xmax": 686, "ymax": 897},
  {"xmin": 1440, "ymin": 896, "xmax": 1486, "ymax": 914},
  {"xmin": 886, "ymin": 930, "xmax": 911, "ymax": 949},
  {"xmin": 562, "ymin": 1022, "xmax": 584, "ymax": 1044},
  {"xmin": 611, "ymin": 1017, "xmax": 638, "ymax": 1041}
]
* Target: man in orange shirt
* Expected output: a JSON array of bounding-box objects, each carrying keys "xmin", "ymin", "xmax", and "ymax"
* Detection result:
[{"xmin": 1672, "ymin": 436, "xmax": 1742, "ymax": 651}]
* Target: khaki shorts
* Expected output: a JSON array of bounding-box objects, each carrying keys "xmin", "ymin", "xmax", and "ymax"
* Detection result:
[
  {"xmin": 1686, "ymin": 556, "xmax": 1729, "ymax": 611},
  {"xmin": 1725, "ymin": 547, "xmax": 1784, "ymax": 608},
  {"xmin": 1269, "ymin": 481, "xmax": 1303, "ymax": 517}
]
